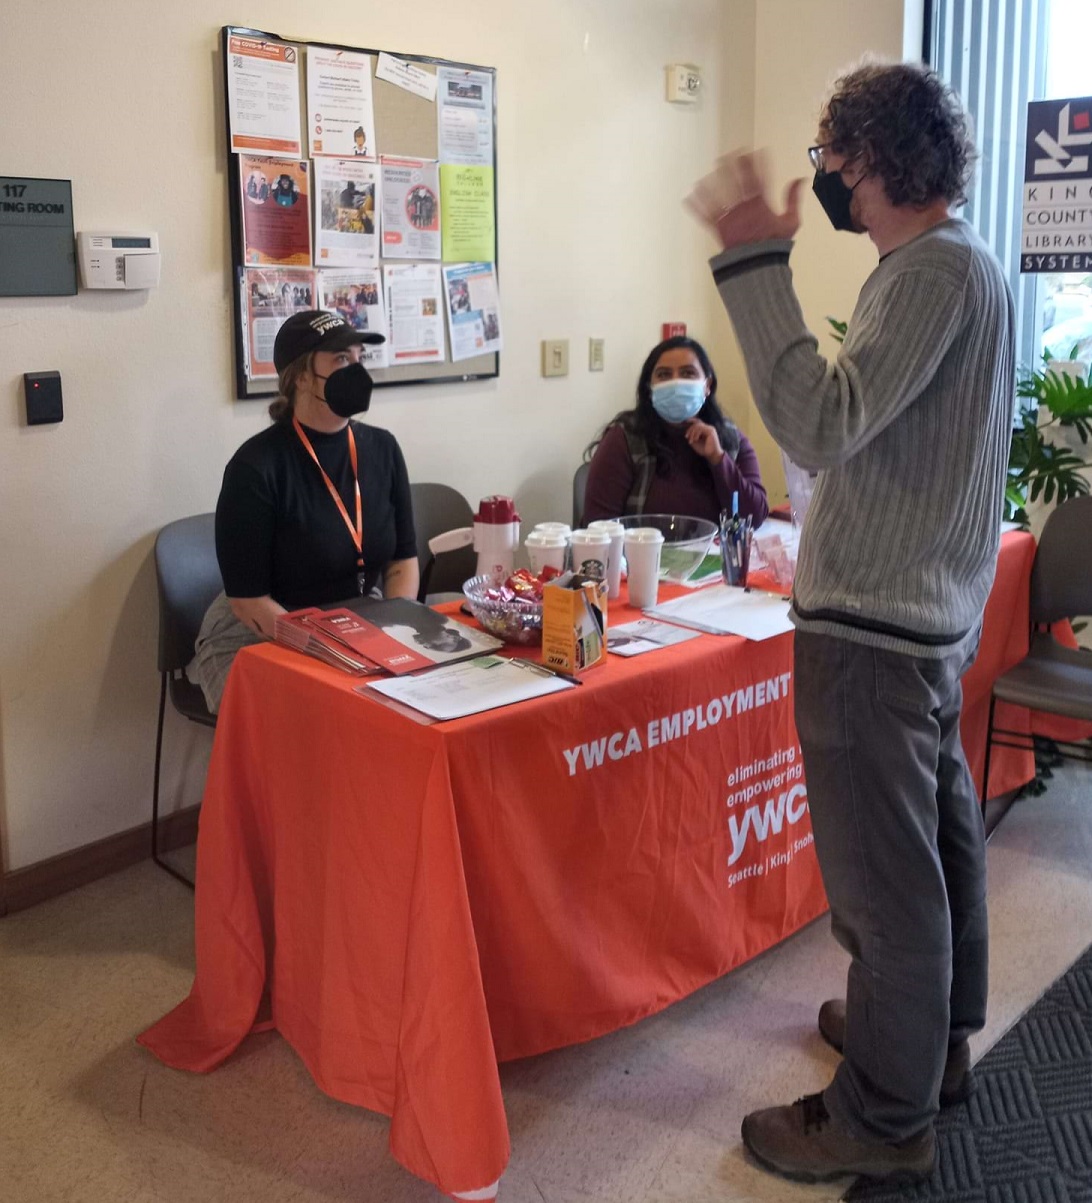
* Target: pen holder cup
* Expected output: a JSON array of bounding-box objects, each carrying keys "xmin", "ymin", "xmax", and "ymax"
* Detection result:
[{"xmin": 720, "ymin": 527, "xmax": 752, "ymax": 587}]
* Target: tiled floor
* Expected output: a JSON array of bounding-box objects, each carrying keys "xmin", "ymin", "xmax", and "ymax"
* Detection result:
[{"xmin": 2, "ymin": 767, "xmax": 1090, "ymax": 1203}]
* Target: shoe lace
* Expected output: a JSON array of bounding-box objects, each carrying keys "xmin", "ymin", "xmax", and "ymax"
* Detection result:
[{"xmin": 795, "ymin": 1092, "xmax": 830, "ymax": 1135}]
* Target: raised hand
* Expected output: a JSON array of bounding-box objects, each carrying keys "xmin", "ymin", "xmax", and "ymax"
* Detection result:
[{"xmin": 686, "ymin": 151, "xmax": 805, "ymax": 251}]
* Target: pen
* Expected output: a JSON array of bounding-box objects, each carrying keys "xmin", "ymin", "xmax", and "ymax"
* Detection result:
[{"xmin": 513, "ymin": 658, "xmax": 584, "ymax": 686}]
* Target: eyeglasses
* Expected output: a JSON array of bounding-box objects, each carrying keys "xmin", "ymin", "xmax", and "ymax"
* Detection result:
[{"xmin": 808, "ymin": 144, "xmax": 830, "ymax": 172}]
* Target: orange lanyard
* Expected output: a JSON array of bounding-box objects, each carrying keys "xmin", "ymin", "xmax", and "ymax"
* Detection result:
[{"xmin": 293, "ymin": 417, "xmax": 364, "ymax": 569}]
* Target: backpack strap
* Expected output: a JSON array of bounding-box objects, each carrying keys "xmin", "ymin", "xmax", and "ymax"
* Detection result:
[{"xmin": 620, "ymin": 426, "xmax": 656, "ymax": 517}]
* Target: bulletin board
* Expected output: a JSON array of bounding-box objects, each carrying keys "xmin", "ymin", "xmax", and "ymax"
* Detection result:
[{"xmin": 221, "ymin": 26, "xmax": 500, "ymax": 400}]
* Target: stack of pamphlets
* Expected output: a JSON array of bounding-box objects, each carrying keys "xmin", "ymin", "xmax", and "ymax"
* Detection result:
[{"xmin": 275, "ymin": 596, "xmax": 502, "ymax": 676}]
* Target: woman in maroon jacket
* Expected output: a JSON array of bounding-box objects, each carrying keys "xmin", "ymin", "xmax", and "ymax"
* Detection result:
[{"xmin": 582, "ymin": 335, "xmax": 768, "ymax": 526}]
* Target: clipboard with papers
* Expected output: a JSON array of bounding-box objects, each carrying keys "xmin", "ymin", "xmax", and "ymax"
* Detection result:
[{"xmin": 644, "ymin": 585, "xmax": 794, "ymax": 641}]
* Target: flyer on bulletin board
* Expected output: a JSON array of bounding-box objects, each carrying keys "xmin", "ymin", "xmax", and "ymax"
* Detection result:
[
  {"xmin": 439, "ymin": 165, "xmax": 495, "ymax": 261},
  {"xmin": 380, "ymin": 157, "xmax": 441, "ymax": 260},
  {"xmin": 436, "ymin": 66, "xmax": 494, "ymax": 166},
  {"xmin": 443, "ymin": 262, "xmax": 502, "ymax": 361},
  {"xmin": 307, "ymin": 46, "xmax": 377, "ymax": 159},
  {"xmin": 383, "ymin": 263, "xmax": 445, "ymax": 363},
  {"xmin": 240, "ymin": 156, "xmax": 312, "ymax": 265},
  {"xmin": 319, "ymin": 268, "xmax": 389, "ymax": 369},
  {"xmin": 226, "ymin": 34, "xmax": 303, "ymax": 158},
  {"xmin": 243, "ymin": 267, "xmax": 317, "ymax": 379},
  {"xmin": 314, "ymin": 158, "xmax": 379, "ymax": 267}
]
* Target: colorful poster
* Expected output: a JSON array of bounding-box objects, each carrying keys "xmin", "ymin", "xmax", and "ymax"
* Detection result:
[
  {"xmin": 307, "ymin": 46, "xmax": 377, "ymax": 159},
  {"xmin": 243, "ymin": 267, "xmax": 316, "ymax": 379},
  {"xmin": 240, "ymin": 156, "xmax": 311, "ymax": 266},
  {"xmin": 380, "ymin": 157, "xmax": 441, "ymax": 260},
  {"xmin": 383, "ymin": 263, "xmax": 445, "ymax": 364},
  {"xmin": 442, "ymin": 262, "xmax": 502, "ymax": 362},
  {"xmin": 314, "ymin": 158, "xmax": 379, "ymax": 267},
  {"xmin": 226, "ymin": 34, "xmax": 303, "ymax": 158},
  {"xmin": 439, "ymin": 165, "xmax": 495, "ymax": 262},
  {"xmin": 319, "ymin": 268, "xmax": 388, "ymax": 369},
  {"xmin": 437, "ymin": 66, "xmax": 493, "ymax": 166}
]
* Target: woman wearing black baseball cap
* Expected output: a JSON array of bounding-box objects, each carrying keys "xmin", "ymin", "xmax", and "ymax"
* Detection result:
[{"xmin": 187, "ymin": 310, "xmax": 419, "ymax": 714}]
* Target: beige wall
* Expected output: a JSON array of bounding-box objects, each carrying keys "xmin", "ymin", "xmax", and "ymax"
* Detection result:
[
  {"xmin": 0, "ymin": 0, "xmax": 921, "ymax": 872},
  {"xmin": 0, "ymin": 0, "xmax": 754, "ymax": 870}
]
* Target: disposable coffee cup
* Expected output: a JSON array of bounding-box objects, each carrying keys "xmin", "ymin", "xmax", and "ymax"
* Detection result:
[
  {"xmin": 588, "ymin": 519, "xmax": 625, "ymax": 600},
  {"xmin": 525, "ymin": 530, "xmax": 568, "ymax": 575},
  {"xmin": 569, "ymin": 528, "xmax": 612, "ymax": 580},
  {"xmin": 623, "ymin": 528, "xmax": 665, "ymax": 609}
]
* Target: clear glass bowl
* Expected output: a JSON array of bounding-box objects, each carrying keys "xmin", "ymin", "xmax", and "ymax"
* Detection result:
[
  {"xmin": 462, "ymin": 574, "xmax": 544, "ymax": 645},
  {"xmin": 617, "ymin": 514, "xmax": 718, "ymax": 583}
]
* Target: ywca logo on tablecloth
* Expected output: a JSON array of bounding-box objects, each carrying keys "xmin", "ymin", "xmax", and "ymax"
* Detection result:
[
  {"xmin": 725, "ymin": 747, "xmax": 811, "ymax": 880},
  {"xmin": 1021, "ymin": 95, "xmax": 1092, "ymax": 273}
]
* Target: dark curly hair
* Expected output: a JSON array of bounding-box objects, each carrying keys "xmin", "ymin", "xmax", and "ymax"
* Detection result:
[{"xmin": 821, "ymin": 61, "xmax": 976, "ymax": 207}]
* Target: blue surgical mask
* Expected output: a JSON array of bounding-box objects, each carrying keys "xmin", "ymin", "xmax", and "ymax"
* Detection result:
[{"xmin": 651, "ymin": 380, "xmax": 706, "ymax": 424}]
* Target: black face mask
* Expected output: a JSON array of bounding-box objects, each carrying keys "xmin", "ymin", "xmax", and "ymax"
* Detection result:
[
  {"xmin": 812, "ymin": 168, "xmax": 861, "ymax": 232},
  {"xmin": 315, "ymin": 361, "xmax": 374, "ymax": 417}
]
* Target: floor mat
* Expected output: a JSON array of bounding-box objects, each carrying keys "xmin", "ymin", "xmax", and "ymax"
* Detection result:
[{"xmin": 846, "ymin": 942, "xmax": 1092, "ymax": 1203}]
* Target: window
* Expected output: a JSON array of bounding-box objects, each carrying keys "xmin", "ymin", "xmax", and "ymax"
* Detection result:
[{"xmin": 928, "ymin": 0, "xmax": 1092, "ymax": 366}]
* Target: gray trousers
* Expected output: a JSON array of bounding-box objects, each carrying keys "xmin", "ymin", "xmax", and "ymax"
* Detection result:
[{"xmin": 793, "ymin": 629, "xmax": 988, "ymax": 1143}]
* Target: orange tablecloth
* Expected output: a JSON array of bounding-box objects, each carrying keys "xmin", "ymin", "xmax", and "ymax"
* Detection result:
[{"xmin": 139, "ymin": 530, "xmax": 1044, "ymax": 1198}]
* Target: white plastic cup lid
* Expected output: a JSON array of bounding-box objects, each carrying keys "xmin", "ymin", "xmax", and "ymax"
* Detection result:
[
  {"xmin": 570, "ymin": 528, "xmax": 612, "ymax": 545},
  {"xmin": 525, "ymin": 531, "xmax": 568, "ymax": 548},
  {"xmin": 533, "ymin": 522, "xmax": 571, "ymax": 536},
  {"xmin": 624, "ymin": 527, "xmax": 665, "ymax": 544},
  {"xmin": 588, "ymin": 519, "xmax": 625, "ymax": 537}
]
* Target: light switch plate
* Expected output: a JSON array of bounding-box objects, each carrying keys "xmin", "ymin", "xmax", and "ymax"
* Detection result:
[
  {"xmin": 541, "ymin": 339, "xmax": 569, "ymax": 377},
  {"xmin": 589, "ymin": 338, "xmax": 605, "ymax": 371}
]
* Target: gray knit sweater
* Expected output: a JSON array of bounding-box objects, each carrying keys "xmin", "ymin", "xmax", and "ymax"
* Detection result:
[{"xmin": 711, "ymin": 218, "xmax": 1015, "ymax": 658}]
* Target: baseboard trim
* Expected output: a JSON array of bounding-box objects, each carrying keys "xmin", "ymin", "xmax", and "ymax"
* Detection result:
[{"xmin": 0, "ymin": 806, "xmax": 200, "ymax": 916}]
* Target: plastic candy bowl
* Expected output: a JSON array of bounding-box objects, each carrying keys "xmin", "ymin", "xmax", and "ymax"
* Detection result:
[
  {"xmin": 462, "ymin": 574, "xmax": 544, "ymax": 646},
  {"xmin": 616, "ymin": 514, "xmax": 717, "ymax": 583}
]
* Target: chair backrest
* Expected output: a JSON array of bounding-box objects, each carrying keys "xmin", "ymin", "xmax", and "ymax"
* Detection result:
[
  {"xmin": 154, "ymin": 514, "xmax": 223, "ymax": 675},
  {"xmin": 573, "ymin": 461, "xmax": 590, "ymax": 527},
  {"xmin": 1030, "ymin": 494, "xmax": 1092, "ymax": 625},
  {"xmin": 410, "ymin": 482, "xmax": 477, "ymax": 599}
]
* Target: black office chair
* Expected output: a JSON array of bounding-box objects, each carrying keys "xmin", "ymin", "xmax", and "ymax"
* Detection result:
[
  {"xmin": 152, "ymin": 514, "xmax": 222, "ymax": 888},
  {"xmin": 410, "ymin": 482, "xmax": 478, "ymax": 602},
  {"xmin": 982, "ymin": 495, "xmax": 1092, "ymax": 809},
  {"xmin": 573, "ymin": 461, "xmax": 590, "ymax": 527}
]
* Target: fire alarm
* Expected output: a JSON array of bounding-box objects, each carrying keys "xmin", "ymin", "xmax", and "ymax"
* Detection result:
[{"xmin": 665, "ymin": 64, "xmax": 701, "ymax": 104}]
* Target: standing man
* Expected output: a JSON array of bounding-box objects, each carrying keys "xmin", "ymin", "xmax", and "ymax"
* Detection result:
[{"xmin": 689, "ymin": 62, "xmax": 1014, "ymax": 1184}]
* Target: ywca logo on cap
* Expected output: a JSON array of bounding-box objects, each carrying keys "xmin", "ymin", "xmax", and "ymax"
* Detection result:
[
  {"xmin": 309, "ymin": 312, "xmax": 348, "ymax": 335},
  {"xmin": 1031, "ymin": 99, "xmax": 1092, "ymax": 177}
]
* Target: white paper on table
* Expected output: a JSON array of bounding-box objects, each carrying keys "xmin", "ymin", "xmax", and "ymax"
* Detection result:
[
  {"xmin": 442, "ymin": 262, "xmax": 502, "ymax": 361},
  {"xmin": 365, "ymin": 656, "xmax": 572, "ymax": 721},
  {"xmin": 383, "ymin": 263, "xmax": 446, "ymax": 363},
  {"xmin": 607, "ymin": 619, "xmax": 702, "ymax": 657},
  {"xmin": 318, "ymin": 268, "xmax": 388, "ymax": 368},
  {"xmin": 645, "ymin": 585, "xmax": 794, "ymax": 641},
  {"xmin": 307, "ymin": 47, "xmax": 377, "ymax": 159},
  {"xmin": 380, "ymin": 157, "xmax": 441, "ymax": 260},
  {"xmin": 313, "ymin": 158, "xmax": 379, "ymax": 267},
  {"xmin": 226, "ymin": 34, "xmax": 303, "ymax": 158},
  {"xmin": 375, "ymin": 52, "xmax": 438, "ymax": 101},
  {"xmin": 437, "ymin": 66, "xmax": 493, "ymax": 165}
]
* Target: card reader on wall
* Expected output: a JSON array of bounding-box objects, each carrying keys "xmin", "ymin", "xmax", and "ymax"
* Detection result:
[{"xmin": 77, "ymin": 232, "xmax": 160, "ymax": 289}]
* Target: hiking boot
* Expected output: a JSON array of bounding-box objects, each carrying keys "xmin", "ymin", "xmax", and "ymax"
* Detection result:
[
  {"xmin": 817, "ymin": 998, "xmax": 976, "ymax": 1106},
  {"xmin": 741, "ymin": 1092, "xmax": 936, "ymax": 1184}
]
